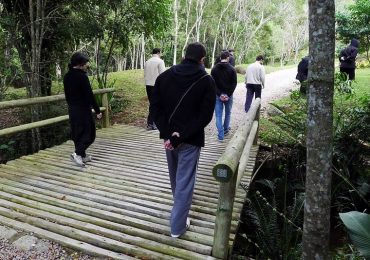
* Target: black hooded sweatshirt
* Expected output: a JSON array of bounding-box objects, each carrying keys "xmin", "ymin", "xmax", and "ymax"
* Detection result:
[
  {"xmin": 64, "ymin": 68, "xmax": 100, "ymax": 114},
  {"xmin": 339, "ymin": 39, "xmax": 359, "ymax": 69},
  {"xmin": 150, "ymin": 59, "xmax": 216, "ymax": 147},
  {"xmin": 211, "ymin": 62, "xmax": 237, "ymax": 97}
]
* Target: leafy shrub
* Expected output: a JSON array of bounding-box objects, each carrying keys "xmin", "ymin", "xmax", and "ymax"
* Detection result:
[
  {"xmin": 0, "ymin": 140, "xmax": 16, "ymax": 162},
  {"xmin": 357, "ymin": 60, "xmax": 370, "ymax": 69},
  {"xmin": 339, "ymin": 211, "xmax": 370, "ymax": 259},
  {"xmin": 236, "ymin": 173, "xmax": 305, "ymax": 259}
]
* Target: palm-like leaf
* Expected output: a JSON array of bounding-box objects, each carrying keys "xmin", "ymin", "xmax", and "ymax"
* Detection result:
[{"xmin": 339, "ymin": 211, "xmax": 370, "ymax": 258}]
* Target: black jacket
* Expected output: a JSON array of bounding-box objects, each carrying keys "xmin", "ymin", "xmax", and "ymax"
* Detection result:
[
  {"xmin": 229, "ymin": 54, "xmax": 235, "ymax": 67},
  {"xmin": 211, "ymin": 62, "xmax": 237, "ymax": 97},
  {"xmin": 339, "ymin": 39, "xmax": 359, "ymax": 69},
  {"xmin": 150, "ymin": 59, "xmax": 216, "ymax": 147},
  {"xmin": 296, "ymin": 56, "xmax": 309, "ymax": 82},
  {"xmin": 63, "ymin": 68, "xmax": 100, "ymax": 114}
]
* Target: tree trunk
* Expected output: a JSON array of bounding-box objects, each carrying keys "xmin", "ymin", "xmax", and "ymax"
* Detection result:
[
  {"xmin": 211, "ymin": 1, "xmax": 234, "ymax": 67},
  {"xmin": 173, "ymin": 0, "xmax": 179, "ymax": 65},
  {"xmin": 29, "ymin": 0, "xmax": 47, "ymax": 152},
  {"xmin": 140, "ymin": 35, "xmax": 145, "ymax": 69},
  {"xmin": 302, "ymin": 0, "xmax": 335, "ymax": 259},
  {"xmin": 181, "ymin": 0, "xmax": 194, "ymax": 57}
]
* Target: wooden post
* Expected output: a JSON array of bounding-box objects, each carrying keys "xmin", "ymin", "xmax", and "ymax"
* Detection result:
[
  {"xmin": 253, "ymin": 104, "xmax": 261, "ymax": 145},
  {"xmin": 212, "ymin": 167, "xmax": 238, "ymax": 259},
  {"xmin": 101, "ymin": 93, "xmax": 110, "ymax": 128}
]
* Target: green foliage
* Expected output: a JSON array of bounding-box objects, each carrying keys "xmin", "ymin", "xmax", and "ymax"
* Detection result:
[
  {"xmin": 0, "ymin": 140, "xmax": 16, "ymax": 160},
  {"xmin": 339, "ymin": 211, "xmax": 370, "ymax": 259},
  {"xmin": 336, "ymin": 0, "xmax": 370, "ymax": 59},
  {"xmin": 258, "ymin": 69, "xmax": 370, "ymax": 258},
  {"xmin": 103, "ymin": 70, "xmax": 147, "ymax": 124},
  {"xmin": 269, "ymin": 90, "xmax": 307, "ymax": 146},
  {"xmin": 357, "ymin": 59, "xmax": 370, "ymax": 68},
  {"xmin": 238, "ymin": 174, "xmax": 304, "ymax": 259},
  {"xmin": 332, "ymin": 244, "xmax": 364, "ymax": 260}
]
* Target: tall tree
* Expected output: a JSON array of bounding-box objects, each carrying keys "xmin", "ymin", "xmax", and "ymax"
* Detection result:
[{"xmin": 302, "ymin": 0, "xmax": 335, "ymax": 259}]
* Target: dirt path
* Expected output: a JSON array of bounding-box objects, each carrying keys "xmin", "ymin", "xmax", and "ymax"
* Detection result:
[{"xmin": 205, "ymin": 67, "xmax": 298, "ymax": 138}]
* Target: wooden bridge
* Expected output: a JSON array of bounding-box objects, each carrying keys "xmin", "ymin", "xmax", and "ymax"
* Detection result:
[{"xmin": 0, "ymin": 90, "xmax": 260, "ymax": 259}]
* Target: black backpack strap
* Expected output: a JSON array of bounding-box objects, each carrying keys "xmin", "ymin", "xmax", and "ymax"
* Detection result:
[{"xmin": 168, "ymin": 74, "xmax": 210, "ymax": 124}]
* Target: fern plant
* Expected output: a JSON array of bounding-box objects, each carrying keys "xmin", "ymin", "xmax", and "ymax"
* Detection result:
[{"xmin": 240, "ymin": 176, "xmax": 304, "ymax": 260}]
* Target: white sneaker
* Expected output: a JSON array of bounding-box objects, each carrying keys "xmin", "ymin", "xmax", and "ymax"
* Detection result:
[
  {"xmin": 70, "ymin": 153, "xmax": 85, "ymax": 167},
  {"xmin": 82, "ymin": 154, "xmax": 92, "ymax": 163},
  {"xmin": 171, "ymin": 218, "xmax": 191, "ymax": 238}
]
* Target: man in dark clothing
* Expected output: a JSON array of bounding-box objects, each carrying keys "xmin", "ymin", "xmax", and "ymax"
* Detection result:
[
  {"xmin": 228, "ymin": 49, "xmax": 236, "ymax": 67},
  {"xmin": 339, "ymin": 39, "xmax": 360, "ymax": 80},
  {"xmin": 150, "ymin": 42, "xmax": 216, "ymax": 238},
  {"xmin": 214, "ymin": 49, "xmax": 227, "ymax": 65},
  {"xmin": 64, "ymin": 52, "xmax": 102, "ymax": 167},
  {"xmin": 296, "ymin": 56, "xmax": 309, "ymax": 94},
  {"xmin": 211, "ymin": 51, "xmax": 237, "ymax": 141}
]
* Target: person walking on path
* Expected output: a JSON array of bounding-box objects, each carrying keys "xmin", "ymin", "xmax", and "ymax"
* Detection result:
[
  {"xmin": 244, "ymin": 55, "xmax": 265, "ymax": 112},
  {"xmin": 64, "ymin": 52, "xmax": 102, "ymax": 167},
  {"xmin": 339, "ymin": 38, "xmax": 360, "ymax": 80},
  {"xmin": 228, "ymin": 49, "xmax": 236, "ymax": 67},
  {"xmin": 150, "ymin": 42, "xmax": 216, "ymax": 238},
  {"xmin": 144, "ymin": 48, "xmax": 166, "ymax": 130},
  {"xmin": 211, "ymin": 51, "xmax": 237, "ymax": 141},
  {"xmin": 296, "ymin": 56, "xmax": 309, "ymax": 94}
]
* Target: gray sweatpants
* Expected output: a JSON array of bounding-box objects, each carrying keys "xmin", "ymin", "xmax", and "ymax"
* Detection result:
[{"xmin": 165, "ymin": 143, "xmax": 201, "ymax": 235}]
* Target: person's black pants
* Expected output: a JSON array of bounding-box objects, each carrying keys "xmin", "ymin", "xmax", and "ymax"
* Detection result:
[
  {"xmin": 69, "ymin": 107, "xmax": 96, "ymax": 157},
  {"xmin": 340, "ymin": 67, "xmax": 355, "ymax": 80},
  {"xmin": 146, "ymin": 85, "xmax": 154, "ymax": 126},
  {"xmin": 245, "ymin": 84, "xmax": 262, "ymax": 112}
]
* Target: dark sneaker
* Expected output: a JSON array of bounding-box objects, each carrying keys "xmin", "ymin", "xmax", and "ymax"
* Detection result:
[
  {"xmin": 147, "ymin": 124, "xmax": 158, "ymax": 130},
  {"xmin": 224, "ymin": 127, "xmax": 231, "ymax": 136}
]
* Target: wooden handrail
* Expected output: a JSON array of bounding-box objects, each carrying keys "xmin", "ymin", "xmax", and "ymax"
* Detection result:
[
  {"xmin": 0, "ymin": 88, "xmax": 115, "ymax": 137},
  {"xmin": 0, "ymin": 107, "xmax": 106, "ymax": 137},
  {"xmin": 0, "ymin": 88, "xmax": 115, "ymax": 110},
  {"xmin": 236, "ymin": 121, "xmax": 259, "ymax": 187},
  {"xmin": 212, "ymin": 98, "xmax": 261, "ymax": 259},
  {"xmin": 212, "ymin": 98, "xmax": 261, "ymax": 182}
]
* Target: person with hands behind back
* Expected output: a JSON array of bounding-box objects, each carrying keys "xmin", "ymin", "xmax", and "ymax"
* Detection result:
[
  {"xmin": 150, "ymin": 42, "xmax": 216, "ymax": 238},
  {"xmin": 211, "ymin": 50, "xmax": 237, "ymax": 141},
  {"xmin": 64, "ymin": 52, "xmax": 102, "ymax": 167}
]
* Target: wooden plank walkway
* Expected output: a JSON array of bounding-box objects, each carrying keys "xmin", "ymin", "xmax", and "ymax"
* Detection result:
[{"xmin": 0, "ymin": 125, "xmax": 258, "ymax": 259}]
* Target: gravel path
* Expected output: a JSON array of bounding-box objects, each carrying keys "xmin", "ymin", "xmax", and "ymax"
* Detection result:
[{"xmin": 205, "ymin": 67, "xmax": 298, "ymax": 138}]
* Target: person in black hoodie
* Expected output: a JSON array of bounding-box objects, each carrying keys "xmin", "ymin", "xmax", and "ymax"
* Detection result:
[
  {"xmin": 339, "ymin": 38, "xmax": 360, "ymax": 80},
  {"xmin": 228, "ymin": 49, "xmax": 236, "ymax": 67},
  {"xmin": 150, "ymin": 42, "xmax": 216, "ymax": 238},
  {"xmin": 64, "ymin": 52, "xmax": 102, "ymax": 167},
  {"xmin": 296, "ymin": 56, "xmax": 309, "ymax": 94},
  {"xmin": 211, "ymin": 51, "xmax": 237, "ymax": 141}
]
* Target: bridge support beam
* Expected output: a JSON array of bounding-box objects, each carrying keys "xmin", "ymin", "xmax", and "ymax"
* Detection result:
[
  {"xmin": 212, "ymin": 168, "xmax": 238, "ymax": 259},
  {"xmin": 102, "ymin": 93, "xmax": 110, "ymax": 128}
]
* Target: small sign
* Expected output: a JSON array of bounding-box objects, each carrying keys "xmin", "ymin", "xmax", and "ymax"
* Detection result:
[{"xmin": 217, "ymin": 168, "xmax": 228, "ymax": 178}]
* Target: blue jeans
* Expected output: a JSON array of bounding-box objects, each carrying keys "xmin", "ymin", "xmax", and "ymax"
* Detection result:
[
  {"xmin": 215, "ymin": 95, "xmax": 233, "ymax": 140},
  {"xmin": 165, "ymin": 143, "xmax": 201, "ymax": 235}
]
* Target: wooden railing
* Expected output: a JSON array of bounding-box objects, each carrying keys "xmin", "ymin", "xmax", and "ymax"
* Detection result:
[
  {"xmin": 0, "ymin": 88, "xmax": 115, "ymax": 137},
  {"xmin": 212, "ymin": 98, "xmax": 261, "ymax": 259}
]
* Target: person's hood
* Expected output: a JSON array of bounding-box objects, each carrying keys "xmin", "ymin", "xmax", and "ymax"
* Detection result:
[
  {"xmin": 215, "ymin": 62, "xmax": 231, "ymax": 69},
  {"xmin": 170, "ymin": 59, "xmax": 206, "ymax": 87},
  {"xmin": 350, "ymin": 39, "xmax": 359, "ymax": 48}
]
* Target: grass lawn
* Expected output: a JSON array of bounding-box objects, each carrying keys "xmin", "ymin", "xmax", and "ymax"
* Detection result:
[{"xmin": 105, "ymin": 70, "xmax": 147, "ymax": 125}]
